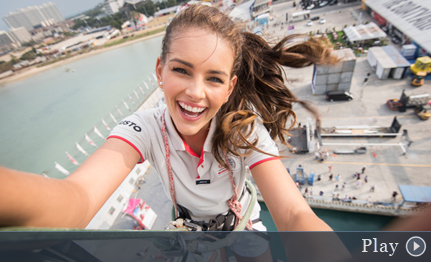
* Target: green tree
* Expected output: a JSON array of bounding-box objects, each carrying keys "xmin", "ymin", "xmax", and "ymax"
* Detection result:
[
  {"xmin": 142, "ymin": 1, "xmax": 156, "ymax": 16},
  {"xmin": 72, "ymin": 19, "xmax": 87, "ymax": 30},
  {"xmin": 9, "ymin": 55, "xmax": 19, "ymax": 65},
  {"xmin": 20, "ymin": 50, "xmax": 37, "ymax": 61},
  {"xmin": 63, "ymin": 31, "xmax": 76, "ymax": 37},
  {"xmin": 109, "ymin": 20, "xmax": 122, "ymax": 30},
  {"xmin": 22, "ymin": 40, "xmax": 37, "ymax": 47},
  {"xmin": 167, "ymin": 0, "xmax": 177, "ymax": 7}
]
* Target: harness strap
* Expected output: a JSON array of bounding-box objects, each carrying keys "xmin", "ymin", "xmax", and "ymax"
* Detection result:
[
  {"xmin": 161, "ymin": 110, "xmax": 178, "ymax": 217},
  {"xmin": 224, "ymin": 152, "xmax": 253, "ymax": 230},
  {"xmin": 162, "ymin": 109, "xmax": 252, "ymax": 231}
]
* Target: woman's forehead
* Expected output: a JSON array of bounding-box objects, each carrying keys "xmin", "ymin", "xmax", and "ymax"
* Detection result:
[{"xmin": 166, "ymin": 29, "xmax": 235, "ymax": 68}]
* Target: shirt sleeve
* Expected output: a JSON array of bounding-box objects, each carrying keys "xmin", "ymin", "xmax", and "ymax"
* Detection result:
[
  {"xmin": 107, "ymin": 112, "xmax": 150, "ymax": 163},
  {"xmin": 244, "ymin": 118, "xmax": 280, "ymax": 169}
]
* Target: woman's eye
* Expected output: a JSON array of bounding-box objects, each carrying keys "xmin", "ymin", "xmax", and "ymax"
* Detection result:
[
  {"xmin": 208, "ymin": 77, "xmax": 224, "ymax": 84},
  {"xmin": 173, "ymin": 67, "xmax": 188, "ymax": 75}
]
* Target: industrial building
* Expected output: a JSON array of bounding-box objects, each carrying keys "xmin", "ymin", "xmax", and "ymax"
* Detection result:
[{"xmin": 363, "ymin": 0, "xmax": 431, "ymax": 58}]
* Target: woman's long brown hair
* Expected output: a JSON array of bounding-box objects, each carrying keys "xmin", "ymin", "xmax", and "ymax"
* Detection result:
[{"xmin": 161, "ymin": 4, "xmax": 338, "ymax": 169}]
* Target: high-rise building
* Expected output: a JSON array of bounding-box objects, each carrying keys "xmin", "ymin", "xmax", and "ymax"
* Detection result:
[
  {"xmin": 8, "ymin": 27, "xmax": 32, "ymax": 44},
  {"xmin": 103, "ymin": 0, "xmax": 124, "ymax": 15},
  {"xmin": 0, "ymin": 31, "xmax": 20, "ymax": 53},
  {"xmin": 3, "ymin": 2, "xmax": 64, "ymax": 31}
]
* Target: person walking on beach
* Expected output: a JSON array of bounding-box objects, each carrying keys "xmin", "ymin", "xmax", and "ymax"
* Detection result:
[
  {"xmin": 0, "ymin": 5, "xmax": 339, "ymax": 248},
  {"xmin": 361, "ymin": 165, "xmax": 366, "ymax": 174},
  {"xmin": 328, "ymin": 165, "xmax": 333, "ymax": 172},
  {"xmin": 357, "ymin": 173, "xmax": 361, "ymax": 180},
  {"xmin": 329, "ymin": 174, "xmax": 333, "ymax": 181},
  {"xmin": 342, "ymin": 182, "xmax": 346, "ymax": 191},
  {"xmin": 370, "ymin": 184, "xmax": 376, "ymax": 192},
  {"xmin": 364, "ymin": 176, "xmax": 368, "ymax": 183}
]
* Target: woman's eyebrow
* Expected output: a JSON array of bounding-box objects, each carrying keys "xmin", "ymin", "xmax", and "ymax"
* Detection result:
[
  {"xmin": 169, "ymin": 58, "xmax": 193, "ymax": 68},
  {"xmin": 207, "ymin": 70, "xmax": 228, "ymax": 76},
  {"xmin": 170, "ymin": 58, "xmax": 228, "ymax": 76}
]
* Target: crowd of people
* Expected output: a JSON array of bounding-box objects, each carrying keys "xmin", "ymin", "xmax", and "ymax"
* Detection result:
[{"xmin": 295, "ymin": 163, "xmax": 401, "ymax": 206}]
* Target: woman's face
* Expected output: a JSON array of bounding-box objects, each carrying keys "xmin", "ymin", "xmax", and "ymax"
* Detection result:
[{"xmin": 156, "ymin": 28, "xmax": 237, "ymax": 138}]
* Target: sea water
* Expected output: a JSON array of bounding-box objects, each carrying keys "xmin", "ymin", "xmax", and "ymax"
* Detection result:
[{"xmin": 0, "ymin": 36, "xmax": 163, "ymax": 178}]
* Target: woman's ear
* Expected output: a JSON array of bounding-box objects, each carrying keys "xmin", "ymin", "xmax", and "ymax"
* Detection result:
[
  {"xmin": 156, "ymin": 57, "xmax": 163, "ymax": 89},
  {"xmin": 226, "ymin": 75, "xmax": 237, "ymax": 100}
]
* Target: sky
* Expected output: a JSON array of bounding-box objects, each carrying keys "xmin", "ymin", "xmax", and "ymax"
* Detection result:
[{"xmin": 0, "ymin": 0, "xmax": 103, "ymax": 31}]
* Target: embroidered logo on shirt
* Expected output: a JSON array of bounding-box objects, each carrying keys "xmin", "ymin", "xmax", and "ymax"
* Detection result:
[
  {"xmin": 212, "ymin": 163, "xmax": 228, "ymax": 178},
  {"xmin": 212, "ymin": 157, "xmax": 241, "ymax": 178}
]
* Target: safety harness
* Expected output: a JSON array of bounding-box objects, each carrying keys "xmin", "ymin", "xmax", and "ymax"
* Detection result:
[{"xmin": 161, "ymin": 110, "xmax": 253, "ymax": 231}]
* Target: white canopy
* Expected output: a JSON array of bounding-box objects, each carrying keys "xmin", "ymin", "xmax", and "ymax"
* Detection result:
[
  {"xmin": 343, "ymin": 22, "xmax": 386, "ymax": 42},
  {"xmin": 228, "ymin": 0, "xmax": 254, "ymax": 21}
]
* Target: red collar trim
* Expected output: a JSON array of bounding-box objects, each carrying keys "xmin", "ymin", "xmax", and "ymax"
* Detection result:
[{"xmin": 182, "ymin": 139, "xmax": 200, "ymax": 158}]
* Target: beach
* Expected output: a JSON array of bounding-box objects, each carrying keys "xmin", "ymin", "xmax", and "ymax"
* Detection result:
[{"xmin": 0, "ymin": 30, "xmax": 166, "ymax": 86}]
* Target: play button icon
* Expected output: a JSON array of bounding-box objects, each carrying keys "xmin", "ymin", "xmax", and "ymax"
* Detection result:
[
  {"xmin": 406, "ymin": 236, "xmax": 426, "ymax": 257},
  {"xmin": 414, "ymin": 242, "xmax": 420, "ymax": 251}
]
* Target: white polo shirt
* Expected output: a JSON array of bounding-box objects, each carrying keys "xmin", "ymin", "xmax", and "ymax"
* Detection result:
[{"xmin": 108, "ymin": 104, "xmax": 279, "ymax": 221}]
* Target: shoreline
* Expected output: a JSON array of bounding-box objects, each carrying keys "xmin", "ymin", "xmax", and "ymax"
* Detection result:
[{"xmin": 0, "ymin": 31, "xmax": 166, "ymax": 86}]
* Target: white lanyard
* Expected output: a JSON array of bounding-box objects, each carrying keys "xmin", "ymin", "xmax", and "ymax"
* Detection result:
[{"xmin": 161, "ymin": 109, "xmax": 252, "ymax": 230}]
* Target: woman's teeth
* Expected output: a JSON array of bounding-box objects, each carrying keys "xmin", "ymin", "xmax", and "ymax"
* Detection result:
[{"xmin": 179, "ymin": 102, "xmax": 205, "ymax": 114}]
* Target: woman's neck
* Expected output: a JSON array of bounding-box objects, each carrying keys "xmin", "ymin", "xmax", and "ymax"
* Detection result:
[{"xmin": 176, "ymin": 121, "xmax": 211, "ymax": 157}]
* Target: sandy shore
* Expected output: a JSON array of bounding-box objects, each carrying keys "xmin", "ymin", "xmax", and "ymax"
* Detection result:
[{"xmin": 0, "ymin": 31, "xmax": 166, "ymax": 86}]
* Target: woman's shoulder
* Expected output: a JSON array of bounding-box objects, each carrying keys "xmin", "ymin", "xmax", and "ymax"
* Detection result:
[
  {"xmin": 131, "ymin": 103, "xmax": 166, "ymax": 123},
  {"xmin": 112, "ymin": 103, "xmax": 166, "ymax": 135}
]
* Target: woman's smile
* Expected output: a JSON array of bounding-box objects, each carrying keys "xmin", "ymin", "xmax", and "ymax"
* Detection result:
[{"xmin": 177, "ymin": 101, "xmax": 207, "ymax": 120}]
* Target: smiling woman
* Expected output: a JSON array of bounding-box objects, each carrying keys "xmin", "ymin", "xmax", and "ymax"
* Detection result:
[
  {"xmin": 156, "ymin": 28, "xmax": 236, "ymax": 153},
  {"xmin": 0, "ymin": 4, "xmax": 339, "ymax": 260}
]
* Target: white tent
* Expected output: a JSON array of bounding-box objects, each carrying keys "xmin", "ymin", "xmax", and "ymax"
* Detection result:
[
  {"xmin": 228, "ymin": 0, "xmax": 254, "ymax": 21},
  {"xmin": 343, "ymin": 22, "xmax": 386, "ymax": 42}
]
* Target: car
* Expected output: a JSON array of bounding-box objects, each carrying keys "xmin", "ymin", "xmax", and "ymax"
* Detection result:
[
  {"xmin": 307, "ymin": 20, "xmax": 313, "ymax": 26},
  {"xmin": 306, "ymin": 4, "xmax": 315, "ymax": 10},
  {"xmin": 326, "ymin": 90, "xmax": 354, "ymax": 101},
  {"xmin": 319, "ymin": 18, "xmax": 326, "ymax": 24},
  {"xmin": 310, "ymin": 16, "xmax": 320, "ymax": 21}
]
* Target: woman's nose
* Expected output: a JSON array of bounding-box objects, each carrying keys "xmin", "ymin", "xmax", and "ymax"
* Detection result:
[{"xmin": 184, "ymin": 79, "xmax": 205, "ymax": 100}]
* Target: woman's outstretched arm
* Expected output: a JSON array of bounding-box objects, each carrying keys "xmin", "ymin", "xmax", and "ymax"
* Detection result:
[
  {"xmin": 251, "ymin": 159, "xmax": 332, "ymax": 231},
  {"xmin": 0, "ymin": 138, "xmax": 140, "ymax": 228}
]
